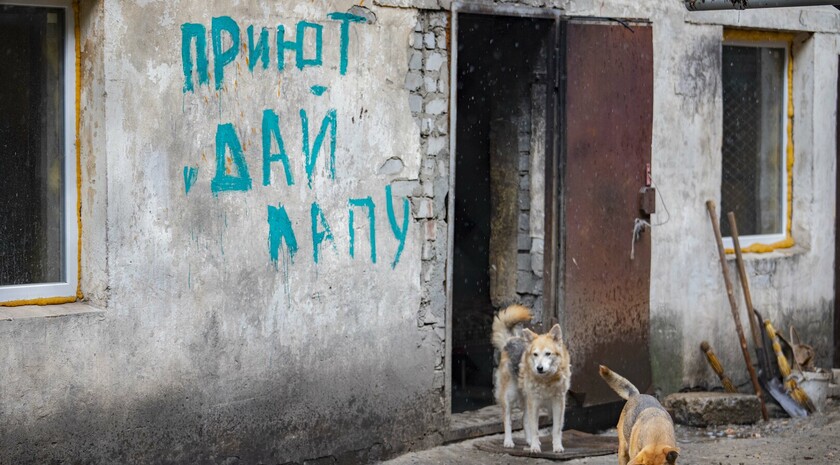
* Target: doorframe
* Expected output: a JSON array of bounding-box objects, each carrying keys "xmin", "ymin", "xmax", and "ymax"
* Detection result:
[
  {"xmin": 445, "ymin": 1, "xmax": 563, "ymax": 420},
  {"xmin": 834, "ymin": 54, "xmax": 840, "ymax": 369}
]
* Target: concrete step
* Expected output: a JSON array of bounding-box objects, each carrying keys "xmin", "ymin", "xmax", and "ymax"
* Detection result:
[
  {"xmin": 829, "ymin": 369, "xmax": 839, "ymax": 398},
  {"xmin": 663, "ymin": 392, "xmax": 762, "ymax": 426},
  {"xmin": 445, "ymin": 405, "xmax": 550, "ymax": 444}
]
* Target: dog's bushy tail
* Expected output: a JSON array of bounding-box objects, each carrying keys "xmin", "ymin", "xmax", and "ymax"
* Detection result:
[
  {"xmin": 599, "ymin": 365, "xmax": 640, "ymax": 400},
  {"xmin": 491, "ymin": 304, "xmax": 533, "ymax": 351}
]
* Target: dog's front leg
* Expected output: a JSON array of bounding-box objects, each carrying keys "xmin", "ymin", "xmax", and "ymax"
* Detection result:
[
  {"xmin": 551, "ymin": 396, "xmax": 565, "ymax": 453},
  {"xmin": 525, "ymin": 398, "xmax": 541, "ymax": 453},
  {"xmin": 522, "ymin": 404, "xmax": 532, "ymax": 445}
]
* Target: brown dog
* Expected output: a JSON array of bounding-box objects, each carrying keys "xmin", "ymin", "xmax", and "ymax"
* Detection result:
[{"xmin": 599, "ymin": 365, "xmax": 678, "ymax": 465}]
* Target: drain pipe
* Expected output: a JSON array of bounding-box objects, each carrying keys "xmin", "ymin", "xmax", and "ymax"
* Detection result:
[{"xmin": 685, "ymin": 0, "xmax": 840, "ymax": 10}]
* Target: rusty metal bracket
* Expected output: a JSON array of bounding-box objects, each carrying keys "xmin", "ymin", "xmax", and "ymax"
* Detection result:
[{"xmin": 638, "ymin": 187, "xmax": 656, "ymax": 216}]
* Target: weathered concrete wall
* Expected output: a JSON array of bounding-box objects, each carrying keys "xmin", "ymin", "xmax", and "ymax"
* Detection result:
[
  {"xmin": 650, "ymin": 6, "xmax": 840, "ymax": 394},
  {"xmin": 440, "ymin": 0, "xmax": 840, "ymax": 396},
  {"xmin": 432, "ymin": 0, "xmax": 840, "ymax": 395},
  {"xmin": 2, "ymin": 0, "xmax": 840, "ymax": 463},
  {"xmin": 647, "ymin": 3, "xmax": 727, "ymax": 395},
  {"xmin": 79, "ymin": 0, "xmax": 109, "ymax": 308},
  {"xmin": 1, "ymin": 1, "xmax": 445, "ymax": 463}
]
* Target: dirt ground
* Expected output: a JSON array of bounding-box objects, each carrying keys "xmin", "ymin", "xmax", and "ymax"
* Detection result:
[{"xmin": 381, "ymin": 398, "xmax": 840, "ymax": 465}]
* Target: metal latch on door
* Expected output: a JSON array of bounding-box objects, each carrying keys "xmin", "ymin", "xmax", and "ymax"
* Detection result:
[
  {"xmin": 630, "ymin": 164, "xmax": 656, "ymax": 260},
  {"xmin": 639, "ymin": 187, "xmax": 656, "ymax": 216},
  {"xmin": 638, "ymin": 163, "xmax": 656, "ymax": 217}
]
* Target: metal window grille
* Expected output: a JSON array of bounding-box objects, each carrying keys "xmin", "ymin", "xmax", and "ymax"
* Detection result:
[{"xmin": 721, "ymin": 45, "xmax": 786, "ymax": 238}]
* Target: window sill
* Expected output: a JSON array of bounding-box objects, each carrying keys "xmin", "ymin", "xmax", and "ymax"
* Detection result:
[
  {"xmin": 0, "ymin": 302, "xmax": 104, "ymax": 321},
  {"xmin": 724, "ymin": 243, "xmax": 806, "ymax": 261}
]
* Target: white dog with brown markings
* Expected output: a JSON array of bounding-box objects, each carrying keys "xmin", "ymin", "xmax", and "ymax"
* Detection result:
[{"xmin": 491, "ymin": 304, "xmax": 571, "ymax": 453}]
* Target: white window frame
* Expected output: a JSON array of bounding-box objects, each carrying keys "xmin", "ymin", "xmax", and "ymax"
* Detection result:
[
  {"xmin": 720, "ymin": 39, "xmax": 790, "ymax": 250},
  {"xmin": 0, "ymin": 0, "xmax": 78, "ymax": 303}
]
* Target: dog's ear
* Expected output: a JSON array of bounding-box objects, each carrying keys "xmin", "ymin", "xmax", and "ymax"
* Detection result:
[
  {"xmin": 664, "ymin": 447, "xmax": 679, "ymax": 464},
  {"xmin": 629, "ymin": 447, "xmax": 653, "ymax": 465},
  {"xmin": 522, "ymin": 328, "xmax": 537, "ymax": 342},
  {"xmin": 548, "ymin": 324, "xmax": 563, "ymax": 342}
]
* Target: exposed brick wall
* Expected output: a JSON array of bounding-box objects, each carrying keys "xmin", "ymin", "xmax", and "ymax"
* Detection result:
[{"xmin": 402, "ymin": 11, "xmax": 450, "ymax": 390}]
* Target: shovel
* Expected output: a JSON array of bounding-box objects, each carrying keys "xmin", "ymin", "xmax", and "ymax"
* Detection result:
[
  {"xmin": 753, "ymin": 308, "xmax": 808, "ymax": 417},
  {"xmin": 727, "ymin": 212, "xmax": 807, "ymax": 418},
  {"xmin": 765, "ymin": 318, "xmax": 816, "ymax": 413}
]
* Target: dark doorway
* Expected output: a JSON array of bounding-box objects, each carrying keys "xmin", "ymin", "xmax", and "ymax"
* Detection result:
[
  {"xmin": 449, "ymin": 12, "xmax": 655, "ymax": 419},
  {"xmin": 451, "ymin": 13, "xmax": 554, "ymax": 413}
]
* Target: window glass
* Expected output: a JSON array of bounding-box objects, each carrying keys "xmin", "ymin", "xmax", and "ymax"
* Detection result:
[
  {"xmin": 0, "ymin": 6, "xmax": 66, "ymax": 286},
  {"xmin": 721, "ymin": 44, "xmax": 786, "ymax": 238}
]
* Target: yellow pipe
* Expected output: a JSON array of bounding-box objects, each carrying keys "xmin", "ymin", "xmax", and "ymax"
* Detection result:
[
  {"xmin": 74, "ymin": 0, "xmax": 84, "ymax": 301},
  {"xmin": 1, "ymin": 296, "xmax": 78, "ymax": 308},
  {"xmin": 723, "ymin": 29, "xmax": 796, "ymax": 43}
]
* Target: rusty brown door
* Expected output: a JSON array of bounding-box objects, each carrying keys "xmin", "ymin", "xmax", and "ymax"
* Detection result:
[{"xmin": 562, "ymin": 21, "xmax": 654, "ymax": 406}]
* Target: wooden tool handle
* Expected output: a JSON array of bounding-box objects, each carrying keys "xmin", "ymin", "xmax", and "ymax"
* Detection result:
[
  {"xmin": 727, "ymin": 211, "xmax": 771, "ymax": 419},
  {"xmin": 707, "ymin": 201, "xmax": 769, "ymax": 420}
]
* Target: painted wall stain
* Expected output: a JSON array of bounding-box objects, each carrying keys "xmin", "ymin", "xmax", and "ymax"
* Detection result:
[
  {"xmin": 182, "ymin": 14, "xmax": 366, "ymax": 92},
  {"xmin": 267, "ymin": 204, "xmax": 299, "ymax": 265},
  {"xmin": 385, "ymin": 184, "xmax": 409, "ymax": 269},
  {"xmin": 311, "ymin": 202, "xmax": 335, "ymax": 263},
  {"xmin": 261, "ymin": 109, "xmax": 294, "ymax": 187},
  {"xmin": 301, "ymin": 108, "xmax": 336, "ymax": 188},
  {"xmin": 183, "ymin": 166, "xmax": 199, "ymax": 194},
  {"xmin": 211, "ymin": 123, "xmax": 252, "ymax": 195},
  {"xmin": 181, "ymin": 13, "xmax": 410, "ymax": 270},
  {"xmin": 349, "ymin": 197, "xmax": 376, "ymax": 264}
]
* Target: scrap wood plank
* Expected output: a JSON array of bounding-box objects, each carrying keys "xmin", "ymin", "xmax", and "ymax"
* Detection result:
[{"xmin": 474, "ymin": 430, "xmax": 618, "ymax": 460}]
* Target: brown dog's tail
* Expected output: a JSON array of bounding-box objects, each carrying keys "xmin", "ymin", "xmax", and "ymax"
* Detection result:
[
  {"xmin": 491, "ymin": 305, "xmax": 532, "ymax": 351},
  {"xmin": 599, "ymin": 365, "xmax": 640, "ymax": 400}
]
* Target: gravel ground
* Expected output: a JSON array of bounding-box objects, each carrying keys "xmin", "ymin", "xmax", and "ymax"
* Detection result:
[{"xmin": 381, "ymin": 398, "xmax": 840, "ymax": 465}]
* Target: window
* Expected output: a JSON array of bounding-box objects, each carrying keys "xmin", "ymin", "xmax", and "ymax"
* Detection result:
[
  {"xmin": 720, "ymin": 33, "xmax": 791, "ymax": 249},
  {"xmin": 0, "ymin": 1, "xmax": 77, "ymax": 303}
]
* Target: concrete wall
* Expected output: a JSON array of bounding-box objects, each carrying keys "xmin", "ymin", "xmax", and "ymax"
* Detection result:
[
  {"xmin": 442, "ymin": 0, "xmax": 840, "ymax": 396},
  {"xmin": 1, "ymin": 1, "xmax": 446, "ymax": 463},
  {"xmin": 650, "ymin": 6, "xmax": 840, "ymax": 394},
  {"xmin": 1, "ymin": 0, "xmax": 839, "ymax": 463}
]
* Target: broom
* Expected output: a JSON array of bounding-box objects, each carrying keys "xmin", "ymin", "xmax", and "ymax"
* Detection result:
[
  {"xmin": 764, "ymin": 319, "xmax": 816, "ymax": 413},
  {"xmin": 700, "ymin": 341, "xmax": 738, "ymax": 393}
]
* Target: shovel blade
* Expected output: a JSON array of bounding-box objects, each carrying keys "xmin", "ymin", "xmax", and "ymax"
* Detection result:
[{"xmin": 763, "ymin": 377, "xmax": 808, "ymax": 418}]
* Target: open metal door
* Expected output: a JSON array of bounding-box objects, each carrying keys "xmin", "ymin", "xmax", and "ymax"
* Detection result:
[{"xmin": 562, "ymin": 21, "xmax": 654, "ymax": 406}]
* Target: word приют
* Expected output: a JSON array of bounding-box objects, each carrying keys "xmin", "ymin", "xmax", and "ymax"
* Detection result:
[{"xmin": 181, "ymin": 13, "xmax": 365, "ymax": 92}]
